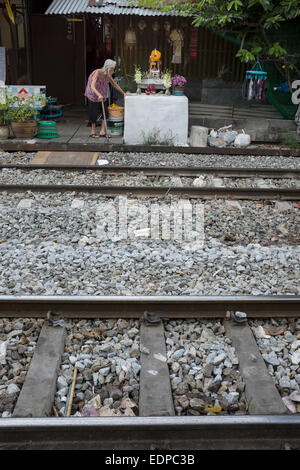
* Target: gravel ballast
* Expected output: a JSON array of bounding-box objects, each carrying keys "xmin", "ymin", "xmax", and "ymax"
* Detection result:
[
  {"xmin": 0, "ymin": 192, "xmax": 299, "ymax": 296},
  {"xmin": 0, "ymin": 167, "xmax": 300, "ymax": 189},
  {"xmin": 1, "ymin": 150, "xmax": 300, "ymax": 169}
]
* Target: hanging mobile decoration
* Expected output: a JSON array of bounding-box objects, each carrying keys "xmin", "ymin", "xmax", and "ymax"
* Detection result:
[
  {"xmin": 242, "ymin": 57, "xmax": 268, "ymax": 102},
  {"xmin": 190, "ymin": 26, "xmax": 198, "ymax": 61},
  {"xmin": 245, "ymin": 57, "xmax": 267, "ymax": 80},
  {"xmin": 124, "ymin": 28, "xmax": 137, "ymax": 51},
  {"xmin": 138, "ymin": 20, "xmax": 146, "ymax": 32},
  {"xmin": 66, "ymin": 19, "xmax": 73, "ymax": 41},
  {"xmin": 152, "ymin": 21, "xmax": 160, "ymax": 33},
  {"xmin": 104, "ymin": 18, "xmax": 112, "ymax": 54},
  {"xmin": 164, "ymin": 21, "xmax": 171, "ymax": 34}
]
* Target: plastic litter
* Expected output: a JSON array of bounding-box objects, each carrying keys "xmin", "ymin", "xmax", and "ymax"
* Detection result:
[
  {"xmin": 0, "ymin": 340, "xmax": 7, "ymax": 364},
  {"xmin": 208, "ymin": 126, "xmax": 238, "ymax": 148},
  {"xmin": 234, "ymin": 130, "xmax": 251, "ymax": 148},
  {"xmin": 80, "ymin": 406, "xmax": 99, "ymax": 416}
]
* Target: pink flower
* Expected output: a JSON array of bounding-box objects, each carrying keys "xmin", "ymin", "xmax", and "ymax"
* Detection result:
[{"xmin": 171, "ymin": 75, "xmax": 187, "ymax": 88}]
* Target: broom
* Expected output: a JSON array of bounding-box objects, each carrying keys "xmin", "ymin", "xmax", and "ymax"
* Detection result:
[{"xmin": 101, "ymin": 101, "xmax": 110, "ymax": 143}]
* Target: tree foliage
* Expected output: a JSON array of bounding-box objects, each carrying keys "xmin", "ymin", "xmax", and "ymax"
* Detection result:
[{"xmin": 137, "ymin": 0, "xmax": 300, "ymax": 84}]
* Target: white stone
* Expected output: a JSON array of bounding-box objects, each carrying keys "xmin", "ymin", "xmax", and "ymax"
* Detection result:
[
  {"xmin": 190, "ymin": 126, "xmax": 208, "ymax": 147},
  {"xmin": 193, "ymin": 176, "xmax": 205, "ymax": 187},
  {"xmin": 6, "ymin": 383, "xmax": 20, "ymax": 394},
  {"xmin": 134, "ymin": 228, "xmax": 150, "ymax": 238},
  {"xmin": 71, "ymin": 199, "xmax": 85, "ymax": 209},
  {"xmin": 124, "ymin": 95, "xmax": 188, "ymax": 146},
  {"xmin": 17, "ymin": 199, "xmax": 32, "ymax": 209}
]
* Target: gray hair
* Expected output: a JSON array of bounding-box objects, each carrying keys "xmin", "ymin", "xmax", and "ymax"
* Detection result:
[{"xmin": 101, "ymin": 59, "xmax": 116, "ymax": 75}]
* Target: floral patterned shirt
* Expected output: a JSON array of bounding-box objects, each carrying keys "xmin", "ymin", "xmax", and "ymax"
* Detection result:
[{"xmin": 84, "ymin": 69, "xmax": 110, "ymax": 102}]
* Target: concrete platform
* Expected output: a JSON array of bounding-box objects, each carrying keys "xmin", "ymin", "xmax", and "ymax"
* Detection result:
[{"xmin": 0, "ymin": 104, "xmax": 298, "ymax": 154}]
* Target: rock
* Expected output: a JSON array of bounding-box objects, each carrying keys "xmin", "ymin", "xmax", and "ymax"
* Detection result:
[
  {"xmin": 189, "ymin": 398, "xmax": 205, "ymax": 411},
  {"xmin": 203, "ymin": 363, "xmax": 214, "ymax": 378},
  {"xmin": 274, "ymin": 201, "xmax": 292, "ymax": 212},
  {"xmin": 263, "ymin": 351, "xmax": 280, "ymax": 366},
  {"xmin": 6, "ymin": 383, "xmax": 20, "ymax": 395},
  {"xmin": 213, "ymin": 352, "xmax": 227, "ymax": 366},
  {"xmin": 291, "ymin": 350, "xmax": 300, "ymax": 365},
  {"xmin": 282, "ymin": 396, "xmax": 297, "ymax": 413},
  {"xmin": 289, "ymin": 391, "xmax": 300, "ymax": 403}
]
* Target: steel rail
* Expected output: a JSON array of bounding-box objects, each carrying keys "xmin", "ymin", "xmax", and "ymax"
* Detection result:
[
  {"xmin": 1, "ymin": 415, "xmax": 300, "ymax": 450},
  {"xmin": 0, "ymin": 295, "xmax": 299, "ymax": 318},
  {"xmin": 1, "ymin": 163, "xmax": 300, "ymax": 179},
  {"xmin": 0, "ymin": 184, "xmax": 300, "ymax": 199}
]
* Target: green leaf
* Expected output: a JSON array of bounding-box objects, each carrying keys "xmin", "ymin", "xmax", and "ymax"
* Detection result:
[
  {"xmin": 268, "ymin": 42, "xmax": 287, "ymax": 58},
  {"xmin": 236, "ymin": 48, "xmax": 256, "ymax": 62}
]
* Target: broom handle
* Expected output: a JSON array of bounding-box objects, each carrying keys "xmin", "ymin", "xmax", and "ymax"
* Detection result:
[{"xmin": 101, "ymin": 101, "xmax": 108, "ymax": 135}]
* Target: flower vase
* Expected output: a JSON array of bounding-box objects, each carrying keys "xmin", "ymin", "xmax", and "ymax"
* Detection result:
[
  {"xmin": 136, "ymin": 84, "xmax": 142, "ymax": 95},
  {"xmin": 165, "ymin": 88, "xmax": 170, "ymax": 96},
  {"xmin": 172, "ymin": 86, "xmax": 185, "ymax": 96}
]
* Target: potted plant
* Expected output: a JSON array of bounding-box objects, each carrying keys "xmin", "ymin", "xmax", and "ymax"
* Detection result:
[
  {"xmin": 171, "ymin": 75, "xmax": 187, "ymax": 95},
  {"xmin": 5, "ymin": 92, "xmax": 46, "ymax": 138},
  {"xmin": 0, "ymin": 102, "xmax": 9, "ymax": 140}
]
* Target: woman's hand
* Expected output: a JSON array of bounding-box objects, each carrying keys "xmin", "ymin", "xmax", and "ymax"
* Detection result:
[{"xmin": 98, "ymin": 94, "xmax": 104, "ymax": 102}]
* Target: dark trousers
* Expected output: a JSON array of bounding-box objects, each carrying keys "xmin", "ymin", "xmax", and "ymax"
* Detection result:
[{"xmin": 87, "ymin": 99, "xmax": 108, "ymax": 124}]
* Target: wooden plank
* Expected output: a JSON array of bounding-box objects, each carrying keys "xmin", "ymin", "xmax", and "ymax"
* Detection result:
[
  {"xmin": 139, "ymin": 322, "xmax": 175, "ymax": 417},
  {"xmin": 225, "ymin": 320, "xmax": 287, "ymax": 415},
  {"xmin": 30, "ymin": 151, "xmax": 51, "ymax": 164},
  {"xmin": 46, "ymin": 151, "xmax": 99, "ymax": 165},
  {"xmin": 13, "ymin": 323, "xmax": 66, "ymax": 417},
  {"xmin": 30, "ymin": 151, "xmax": 100, "ymax": 165}
]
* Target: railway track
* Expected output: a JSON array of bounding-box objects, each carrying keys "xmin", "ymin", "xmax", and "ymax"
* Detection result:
[
  {"xmin": 1, "ymin": 163, "xmax": 300, "ymax": 179},
  {"xmin": 1, "ymin": 296, "xmax": 300, "ymax": 450},
  {"xmin": 1, "ymin": 150, "xmax": 300, "ymax": 450},
  {"xmin": 0, "ymin": 164, "xmax": 300, "ymax": 199}
]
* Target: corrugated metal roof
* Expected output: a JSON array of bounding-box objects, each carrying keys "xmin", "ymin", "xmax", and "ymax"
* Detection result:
[{"xmin": 45, "ymin": 0, "xmax": 180, "ymax": 16}]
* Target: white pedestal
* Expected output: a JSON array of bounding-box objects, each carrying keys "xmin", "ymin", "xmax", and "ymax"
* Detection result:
[{"xmin": 124, "ymin": 94, "xmax": 188, "ymax": 146}]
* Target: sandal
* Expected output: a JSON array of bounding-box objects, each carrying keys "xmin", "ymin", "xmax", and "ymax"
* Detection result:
[
  {"xmin": 99, "ymin": 134, "xmax": 107, "ymax": 138},
  {"xmin": 90, "ymin": 134, "xmax": 99, "ymax": 139}
]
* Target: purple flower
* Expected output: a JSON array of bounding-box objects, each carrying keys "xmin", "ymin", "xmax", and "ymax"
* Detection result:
[{"xmin": 171, "ymin": 75, "xmax": 187, "ymax": 88}]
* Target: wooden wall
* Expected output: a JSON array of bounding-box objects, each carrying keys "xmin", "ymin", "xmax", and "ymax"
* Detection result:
[{"xmin": 111, "ymin": 15, "xmax": 246, "ymax": 82}]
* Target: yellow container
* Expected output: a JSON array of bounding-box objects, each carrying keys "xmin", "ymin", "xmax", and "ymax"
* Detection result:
[{"xmin": 108, "ymin": 104, "xmax": 124, "ymax": 118}]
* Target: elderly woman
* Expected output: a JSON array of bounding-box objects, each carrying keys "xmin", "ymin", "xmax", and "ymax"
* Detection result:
[{"xmin": 85, "ymin": 59, "xmax": 128, "ymax": 138}]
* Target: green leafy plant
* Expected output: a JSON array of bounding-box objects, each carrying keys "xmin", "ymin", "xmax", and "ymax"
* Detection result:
[
  {"xmin": 5, "ymin": 93, "xmax": 47, "ymax": 123},
  {"xmin": 280, "ymin": 132, "xmax": 300, "ymax": 149},
  {"xmin": 141, "ymin": 127, "xmax": 175, "ymax": 146},
  {"xmin": 0, "ymin": 103, "xmax": 6, "ymax": 125}
]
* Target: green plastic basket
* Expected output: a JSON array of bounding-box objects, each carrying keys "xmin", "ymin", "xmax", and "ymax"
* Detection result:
[{"xmin": 36, "ymin": 120, "xmax": 59, "ymax": 139}]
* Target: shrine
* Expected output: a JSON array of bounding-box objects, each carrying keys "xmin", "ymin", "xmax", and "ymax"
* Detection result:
[{"xmin": 124, "ymin": 48, "xmax": 188, "ymax": 146}]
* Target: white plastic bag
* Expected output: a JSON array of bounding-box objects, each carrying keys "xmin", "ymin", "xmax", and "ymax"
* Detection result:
[
  {"xmin": 234, "ymin": 130, "xmax": 251, "ymax": 148},
  {"xmin": 208, "ymin": 126, "xmax": 237, "ymax": 147},
  {"xmin": 0, "ymin": 341, "xmax": 7, "ymax": 364}
]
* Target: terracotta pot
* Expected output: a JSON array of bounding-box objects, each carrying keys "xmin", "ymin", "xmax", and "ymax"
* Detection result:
[
  {"xmin": 11, "ymin": 120, "xmax": 37, "ymax": 138},
  {"xmin": 0, "ymin": 125, "xmax": 9, "ymax": 140}
]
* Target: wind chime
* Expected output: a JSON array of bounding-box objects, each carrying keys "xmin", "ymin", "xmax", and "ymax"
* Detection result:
[{"xmin": 242, "ymin": 57, "xmax": 268, "ymax": 102}]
